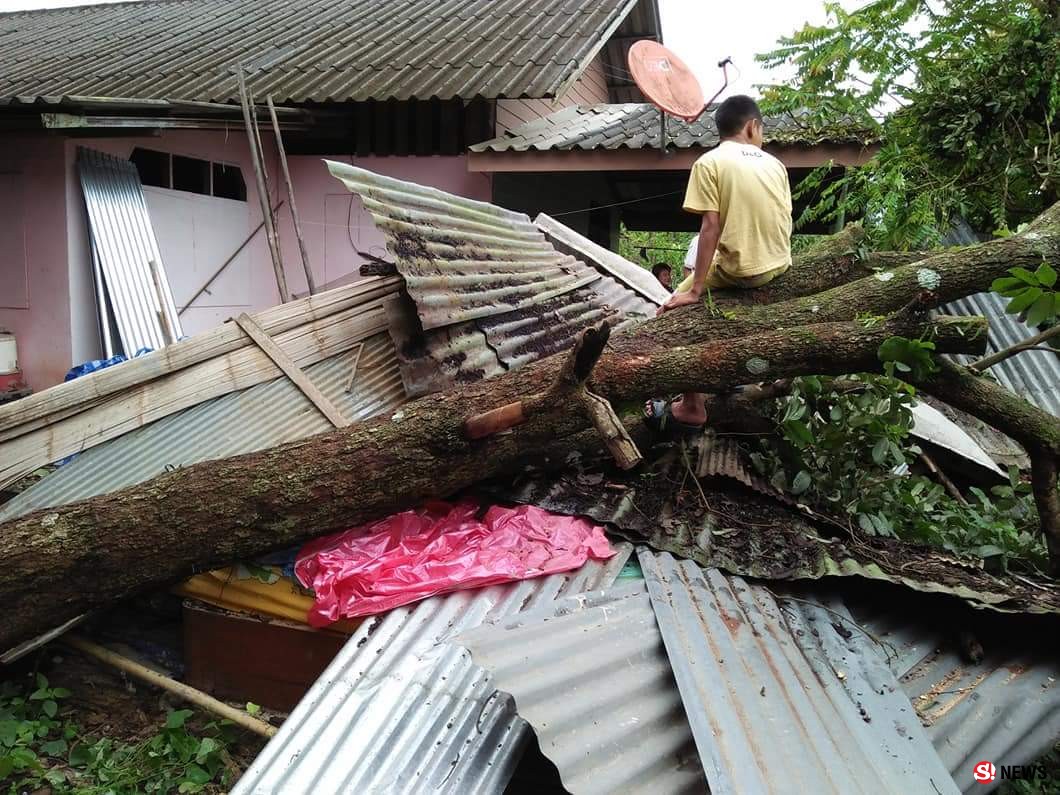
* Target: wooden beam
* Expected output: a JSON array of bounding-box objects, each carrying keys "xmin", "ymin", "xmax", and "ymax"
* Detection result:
[
  {"xmin": 267, "ymin": 96, "xmax": 316, "ymax": 297},
  {"xmin": 234, "ymin": 313, "xmax": 350, "ymax": 428},
  {"xmin": 467, "ymin": 142, "xmax": 880, "ymax": 172}
]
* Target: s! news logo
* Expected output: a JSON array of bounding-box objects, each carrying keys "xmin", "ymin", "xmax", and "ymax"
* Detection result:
[{"xmin": 973, "ymin": 760, "xmax": 1048, "ymax": 784}]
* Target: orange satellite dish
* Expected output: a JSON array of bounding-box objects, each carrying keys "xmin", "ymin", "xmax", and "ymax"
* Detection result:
[{"xmin": 627, "ymin": 40, "xmax": 706, "ymax": 121}]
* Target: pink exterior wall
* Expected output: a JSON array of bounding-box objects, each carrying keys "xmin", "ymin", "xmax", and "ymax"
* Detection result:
[
  {"xmin": 0, "ymin": 136, "xmax": 72, "ymax": 391},
  {"xmin": 4, "ymin": 126, "xmax": 491, "ymax": 391},
  {"xmin": 278, "ymin": 155, "xmax": 492, "ymax": 295},
  {"xmin": 496, "ymin": 55, "xmax": 610, "ymax": 134}
]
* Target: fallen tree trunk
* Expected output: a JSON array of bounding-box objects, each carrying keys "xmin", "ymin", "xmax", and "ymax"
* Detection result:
[{"xmin": 0, "ymin": 315, "xmax": 983, "ymax": 651}]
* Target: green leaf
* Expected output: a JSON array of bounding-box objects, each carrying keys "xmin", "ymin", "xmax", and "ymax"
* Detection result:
[
  {"xmin": 1010, "ymin": 267, "xmax": 1040, "ymax": 285},
  {"xmin": 245, "ymin": 702, "xmax": 261, "ymax": 717},
  {"xmin": 0, "ymin": 755, "xmax": 13, "ymax": 779},
  {"xmin": 791, "ymin": 470, "xmax": 813, "ymax": 495},
  {"xmin": 1034, "ymin": 262, "xmax": 1057, "ymax": 288},
  {"xmin": 195, "ymin": 737, "xmax": 219, "ymax": 765},
  {"xmin": 1005, "ymin": 287, "xmax": 1042, "ymax": 315},
  {"xmin": 991, "ymin": 276, "xmax": 1028, "ymax": 294},
  {"xmin": 871, "ymin": 438, "xmax": 889, "ymax": 465},
  {"xmin": 169, "ymin": 731, "xmax": 199, "ymax": 763},
  {"xmin": 68, "ymin": 743, "xmax": 91, "ymax": 768},
  {"xmin": 184, "ymin": 763, "xmax": 212, "ymax": 785},
  {"xmin": 35, "ymin": 674, "xmax": 48, "ymax": 691},
  {"xmin": 41, "ymin": 738, "xmax": 67, "ymax": 757},
  {"xmin": 42, "ymin": 700, "xmax": 57, "ymax": 718},
  {"xmin": 857, "ymin": 513, "xmax": 875, "ymax": 534},
  {"xmin": 1024, "ymin": 293, "xmax": 1055, "ymax": 328},
  {"xmin": 50, "ymin": 688, "xmax": 71, "ymax": 699},
  {"xmin": 165, "ymin": 710, "xmax": 194, "ymax": 730},
  {"xmin": 44, "ymin": 769, "xmax": 66, "ymax": 787},
  {"xmin": 783, "ymin": 419, "xmax": 815, "ymax": 446}
]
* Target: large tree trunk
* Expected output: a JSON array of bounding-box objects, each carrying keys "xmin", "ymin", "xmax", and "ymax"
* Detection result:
[
  {"xmin": 0, "ymin": 316, "xmax": 983, "ymax": 651},
  {"xmin": 2, "ymin": 201, "xmax": 1059, "ymax": 652}
]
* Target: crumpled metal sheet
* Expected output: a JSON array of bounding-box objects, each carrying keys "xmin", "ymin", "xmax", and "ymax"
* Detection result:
[
  {"xmin": 453, "ymin": 580, "xmax": 705, "ymax": 794},
  {"xmin": 489, "ymin": 446, "xmax": 1060, "ymax": 615},
  {"xmin": 638, "ymin": 550, "xmax": 959, "ymax": 795},
  {"xmin": 326, "ymin": 162, "xmax": 656, "ymax": 396},
  {"xmin": 845, "ymin": 590, "xmax": 1060, "ymax": 794},
  {"xmin": 233, "ymin": 546, "xmax": 633, "ymax": 795}
]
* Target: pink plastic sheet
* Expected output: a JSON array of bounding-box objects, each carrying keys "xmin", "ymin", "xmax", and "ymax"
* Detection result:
[{"xmin": 295, "ymin": 500, "xmax": 615, "ymax": 626}]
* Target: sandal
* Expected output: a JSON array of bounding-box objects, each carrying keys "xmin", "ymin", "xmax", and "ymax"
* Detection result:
[{"xmin": 643, "ymin": 398, "xmax": 704, "ymax": 437}]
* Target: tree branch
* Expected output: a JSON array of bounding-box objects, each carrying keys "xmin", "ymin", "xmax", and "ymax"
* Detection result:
[{"xmin": 970, "ymin": 323, "xmax": 1060, "ymax": 372}]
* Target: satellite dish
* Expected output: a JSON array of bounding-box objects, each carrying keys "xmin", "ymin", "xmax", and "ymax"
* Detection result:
[
  {"xmin": 628, "ymin": 41, "xmax": 734, "ymax": 149},
  {"xmin": 627, "ymin": 40, "xmax": 706, "ymax": 122}
]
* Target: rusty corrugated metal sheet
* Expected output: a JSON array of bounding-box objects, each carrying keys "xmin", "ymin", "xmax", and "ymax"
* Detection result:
[
  {"xmin": 845, "ymin": 589, "xmax": 1060, "ymax": 794},
  {"xmin": 639, "ymin": 550, "xmax": 959, "ymax": 795},
  {"xmin": 234, "ymin": 546, "xmax": 633, "ymax": 795},
  {"xmin": 0, "ymin": 0, "xmax": 639, "ymax": 103},
  {"xmin": 328, "ymin": 162, "xmax": 657, "ymax": 395}
]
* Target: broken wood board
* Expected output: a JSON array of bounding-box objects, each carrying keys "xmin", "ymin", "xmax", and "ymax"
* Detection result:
[
  {"xmin": 0, "ymin": 277, "xmax": 400, "ymax": 438},
  {"xmin": 0, "ymin": 305, "xmax": 388, "ymax": 488}
]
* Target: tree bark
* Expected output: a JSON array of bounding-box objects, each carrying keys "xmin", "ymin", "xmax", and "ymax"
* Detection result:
[{"xmin": 0, "ymin": 316, "xmax": 984, "ymax": 651}]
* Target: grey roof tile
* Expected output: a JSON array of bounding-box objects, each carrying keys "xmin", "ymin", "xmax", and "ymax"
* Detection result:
[{"xmin": 0, "ymin": 0, "xmax": 639, "ymax": 103}]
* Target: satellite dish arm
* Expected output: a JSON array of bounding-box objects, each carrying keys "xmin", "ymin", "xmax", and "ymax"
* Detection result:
[{"xmin": 703, "ymin": 57, "xmax": 732, "ymax": 113}]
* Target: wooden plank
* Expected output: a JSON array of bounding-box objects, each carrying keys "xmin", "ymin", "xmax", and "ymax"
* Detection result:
[
  {"xmin": 0, "ymin": 309, "xmax": 389, "ymax": 488},
  {"xmin": 0, "ymin": 277, "xmax": 400, "ymax": 438},
  {"xmin": 234, "ymin": 313, "xmax": 350, "ymax": 428}
]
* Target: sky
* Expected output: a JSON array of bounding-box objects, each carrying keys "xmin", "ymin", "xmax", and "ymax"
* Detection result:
[{"xmin": 0, "ymin": 0, "xmax": 833, "ymax": 98}]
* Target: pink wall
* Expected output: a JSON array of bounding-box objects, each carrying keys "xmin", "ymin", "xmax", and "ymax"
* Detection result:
[
  {"xmin": 5, "ymin": 126, "xmax": 491, "ymax": 391},
  {"xmin": 0, "ymin": 136, "xmax": 72, "ymax": 391},
  {"xmin": 278, "ymin": 155, "xmax": 493, "ymax": 295}
]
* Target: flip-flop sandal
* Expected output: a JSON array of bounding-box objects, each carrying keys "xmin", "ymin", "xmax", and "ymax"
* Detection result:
[{"xmin": 643, "ymin": 398, "xmax": 703, "ymax": 437}]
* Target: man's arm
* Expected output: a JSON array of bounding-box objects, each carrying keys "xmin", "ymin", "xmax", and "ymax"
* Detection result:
[
  {"xmin": 686, "ymin": 211, "xmax": 721, "ymax": 297},
  {"xmin": 659, "ymin": 211, "xmax": 720, "ymax": 313}
]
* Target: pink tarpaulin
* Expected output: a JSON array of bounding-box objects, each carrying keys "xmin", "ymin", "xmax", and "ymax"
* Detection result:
[{"xmin": 295, "ymin": 500, "xmax": 615, "ymax": 626}]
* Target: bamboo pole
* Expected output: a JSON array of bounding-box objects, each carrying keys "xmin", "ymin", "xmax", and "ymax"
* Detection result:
[
  {"xmin": 64, "ymin": 635, "xmax": 277, "ymax": 738},
  {"xmin": 148, "ymin": 259, "xmax": 176, "ymax": 345},
  {"xmin": 267, "ymin": 95, "xmax": 316, "ymax": 296},
  {"xmin": 236, "ymin": 66, "xmax": 290, "ymax": 304}
]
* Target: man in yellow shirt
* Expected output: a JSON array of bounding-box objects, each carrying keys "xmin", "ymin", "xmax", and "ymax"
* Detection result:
[{"xmin": 646, "ymin": 95, "xmax": 793, "ymax": 433}]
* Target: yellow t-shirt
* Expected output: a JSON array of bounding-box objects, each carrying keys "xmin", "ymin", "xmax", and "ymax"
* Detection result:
[{"xmin": 683, "ymin": 141, "xmax": 793, "ymax": 278}]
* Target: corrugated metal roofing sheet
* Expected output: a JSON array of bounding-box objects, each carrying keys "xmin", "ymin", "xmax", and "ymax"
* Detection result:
[
  {"xmin": 845, "ymin": 590, "xmax": 1060, "ymax": 794},
  {"xmin": 0, "ymin": 332, "xmax": 404, "ymax": 521},
  {"xmin": 78, "ymin": 147, "xmax": 182, "ymax": 354},
  {"xmin": 942, "ymin": 291, "xmax": 1060, "ymax": 417},
  {"xmin": 0, "ymin": 0, "xmax": 638, "ymax": 103},
  {"xmin": 233, "ymin": 545, "xmax": 633, "ymax": 795},
  {"xmin": 328, "ymin": 162, "xmax": 657, "ymax": 395},
  {"xmin": 454, "ymin": 580, "xmax": 705, "ymax": 794},
  {"xmin": 638, "ymin": 550, "xmax": 959, "ymax": 795},
  {"xmin": 471, "ymin": 103, "xmax": 875, "ymax": 152}
]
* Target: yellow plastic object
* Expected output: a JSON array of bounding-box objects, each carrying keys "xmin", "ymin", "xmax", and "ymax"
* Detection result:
[{"xmin": 175, "ymin": 566, "xmax": 360, "ymax": 635}]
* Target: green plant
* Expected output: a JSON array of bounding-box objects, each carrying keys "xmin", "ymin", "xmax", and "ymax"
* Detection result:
[
  {"xmin": 992, "ymin": 262, "xmax": 1059, "ymax": 327},
  {"xmin": 1, "ymin": 675, "xmax": 237, "ymax": 794},
  {"xmin": 749, "ymin": 374, "xmax": 1048, "ymax": 572},
  {"xmin": 759, "ymin": 0, "xmax": 1060, "ymax": 249}
]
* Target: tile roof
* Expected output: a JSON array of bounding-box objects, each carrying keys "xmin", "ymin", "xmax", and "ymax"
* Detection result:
[
  {"xmin": 471, "ymin": 102, "xmax": 876, "ymax": 152},
  {"xmin": 0, "ymin": 0, "xmax": 639, "ymax": 104}
]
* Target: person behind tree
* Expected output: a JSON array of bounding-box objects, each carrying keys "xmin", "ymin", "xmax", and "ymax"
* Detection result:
[
  {"xmin": 651, "ymin": 262, "xmax": 672, "ymax": 290},
  {"xmin": 645, "ymin": 94, "xmax": 793, "ymax": 434}
]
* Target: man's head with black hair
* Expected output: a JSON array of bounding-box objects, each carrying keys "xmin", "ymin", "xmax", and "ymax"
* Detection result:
[
  {"xmin": 651, "ymin": 262, "xmax": 672, "ymax": 289},
  {"xmin": 714, "ymin": 95, "xmax": 764, "ymax": 146}
]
